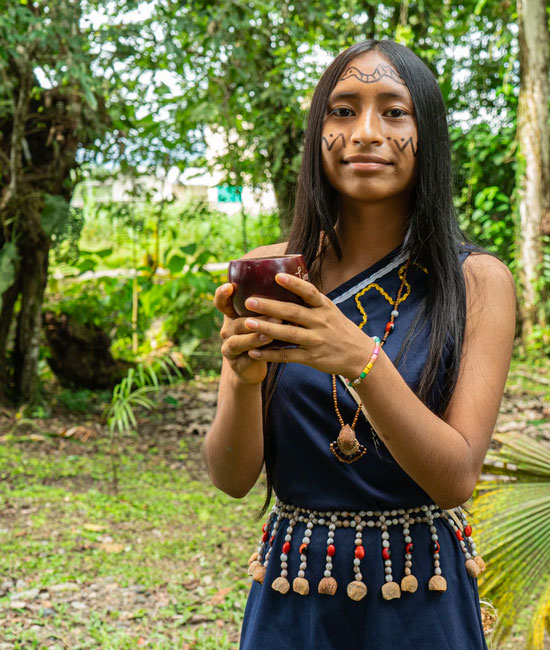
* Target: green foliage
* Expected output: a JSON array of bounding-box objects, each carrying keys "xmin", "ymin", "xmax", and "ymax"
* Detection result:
[
  {"xmin": 56, "ymin": 387, "xmax": 109, "ymax": 414},
  {"xmin": 107, "ymin": 365, "xmax": 161, "ymax": 436},
  {"xmin": 46, "ymin": 276, "xmax": 135, "ymax": 342},
  {"xmin": 143, "ymin": 0, "xmax": 520, "ymax": 232},
  {"xmin": 0, "ymin": 241, "xmax": 19, "ymax": 310},
  {"xmin": 105, "ymin": 359, "xmax": 182, "ymax": 493},
  {"xmin": 474, "ymin": 433, "xmax": 550, "ymax": 648},
  {"xmin": 451, "ymin": 121, "xmax": 517, "ymax": 266},
  {"xmin": 139, "ymin": 243, "xmax": 222, "ymax": 355}
]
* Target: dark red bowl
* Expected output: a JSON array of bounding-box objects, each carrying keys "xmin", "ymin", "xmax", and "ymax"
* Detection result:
[
  {"xmin": 228, "ymin": 254, "xmax": 309, "ymax": 317},
  {"xmin": 228, "ymin": 254, "xmax": 309, "ymax": 348}
]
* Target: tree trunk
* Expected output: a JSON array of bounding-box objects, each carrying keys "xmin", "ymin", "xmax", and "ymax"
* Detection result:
[
  {"xmin": 13, "ymin": 230, "xmax": 50, "ymax": 403},
  {"xmin": 516, "ymin": 0, "xmax": 550, "ymax": 340},
  {"xmin": 0, "ymin": 272, "xmax": 21, "ymax": 404}
]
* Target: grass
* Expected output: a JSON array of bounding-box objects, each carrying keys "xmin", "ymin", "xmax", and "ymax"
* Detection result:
[
  {"xmin": 0, "ymin": 360, "xmax": 549, "ymax": 649},
  {"xmin": 0, "ymin": 395, "xmax": 265, "ymax": 649}
]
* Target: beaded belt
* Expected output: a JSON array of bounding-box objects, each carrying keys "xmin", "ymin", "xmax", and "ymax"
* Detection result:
[{"xmin": 247, "ymin": 498, "xmax": 486, "ymax": 601}]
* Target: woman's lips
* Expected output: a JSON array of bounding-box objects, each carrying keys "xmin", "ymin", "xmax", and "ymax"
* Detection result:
[{"xmin": 342, "ymin": 154, "xmax": 393, "ymax": 171}]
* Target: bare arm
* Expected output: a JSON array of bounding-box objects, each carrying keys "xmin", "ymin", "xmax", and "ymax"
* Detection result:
[
  {"xmin": 352, "ymin": 254, "xmax": 517, "ymax": 508},
  {"xmin": 243, "ymin": 253, "xmax": 516, "ymax": 509},
  {"xmin": 202, "ymin": 242, "xmax": 288, "ymax": 497}
]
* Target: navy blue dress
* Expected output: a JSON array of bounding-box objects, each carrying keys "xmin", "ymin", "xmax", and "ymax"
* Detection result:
[{"xmin": 240, "ymin": 246, "xmax": 488, "ymax": 650}]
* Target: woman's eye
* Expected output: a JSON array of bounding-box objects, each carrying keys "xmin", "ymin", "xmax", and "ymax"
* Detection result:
[
  {"xmin": 385, "ymin": 108, "xmax": 407, "ymax": 118},
  {"xmin": 329, "ymin": 107, "xmax": 353, "ymax": 117}
]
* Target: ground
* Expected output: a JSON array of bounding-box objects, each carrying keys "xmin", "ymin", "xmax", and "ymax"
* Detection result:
[{"xmin": 0, "ymin": 363, "xmax": 549, "ymax": 649}]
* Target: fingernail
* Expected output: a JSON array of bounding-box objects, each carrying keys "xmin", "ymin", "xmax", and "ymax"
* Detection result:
[
  {"xmin": 249, "ymin": 349, "xmax": 261, "ymax": 358},
  {"xmin": 246, "ymin": 298, "xmax": 258, "ymax": 309},
  {"xmin": 222, "ymin": 284, "xmax": 232, "ymax": 295},
  {"xmin": 245, "ymin": 318, "xmax": 259, "ymax": 329},
  {"xmin": 259, "ymin": 334, "xmax": 270, "ymax": 342},
  {"xmin": 276, "ymin": 273, "xmax": 289, "ymax": 284}
]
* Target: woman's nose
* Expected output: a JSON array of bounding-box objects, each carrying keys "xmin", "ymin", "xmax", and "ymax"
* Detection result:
[{"xmin": 351, "ymin": 109, "xmax": 383, "ymax": 146}]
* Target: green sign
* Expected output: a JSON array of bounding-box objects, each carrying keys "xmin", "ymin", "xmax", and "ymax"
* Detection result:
[{"xmin": 217, "ymin": 185, "xmax": 242, "ymax": 203}]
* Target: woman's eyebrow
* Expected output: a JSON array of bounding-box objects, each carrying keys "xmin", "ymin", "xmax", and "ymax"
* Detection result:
[
  {"xmin": 328, "ymin": 90, "xmax": 412, "ymax": 104},
  {"xmin": 328, "ymin": 91, "xmax": 360, "ymax": 103}
]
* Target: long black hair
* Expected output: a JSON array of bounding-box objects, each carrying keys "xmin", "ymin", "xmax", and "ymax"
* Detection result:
[{"xmin": 260, "ymin": 39, "xmax": 473, "ymax": 516}]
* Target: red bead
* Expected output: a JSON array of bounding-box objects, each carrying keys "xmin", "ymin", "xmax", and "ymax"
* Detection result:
[
  {"xmin": 464, "ymin": 525, "xmax": 472, "ymax": 537},
  {"xmin": 270, "ymin": 535, "xmax": 275, "ymax": 545},
  {"xmin": 455, "ymin": 530, "xmax": 463, "ymax": 541},
  {"xmin": 385, "ymin": 322, "xmax": 394, "ymax": 333},
  {"xmin": 282, "ymin": 542, "xmax": 290, "ymax": 554},
  {"xmin": 299, "ymin": 543, "xmax": 308, "ymax": 555},
  {"xmin": 262, "ymin": 531, "xmax": 269, "ymax": 542},
  {"xmin": 262, "ymin": 523, "xmax": 267, "ymax": 533},
  {"xmin": 382, "ymin": 548, "xmax": 391, "ymax": 560},
  {"xmin": 355, "ymin": 545, "xmax": 365, "ymax": 560},
  {"xmin": 327, "ymin": 544, "xmax": 336, "ymax": 557},
  {"xmin": 405, "ymin": 542, "xmax": 413, "ymax": 554}
]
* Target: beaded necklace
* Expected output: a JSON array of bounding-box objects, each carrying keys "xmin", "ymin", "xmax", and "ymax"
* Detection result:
[{"xmin": 329, "ymin": 260, "xmax": 410, "ymax": 463}]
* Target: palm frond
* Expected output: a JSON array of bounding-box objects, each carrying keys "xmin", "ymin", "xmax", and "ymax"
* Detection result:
[
  {"xmin": 527, "ymin": 580, "xmax": 550, "ymax": 650},
  {"xmin": 473, "ymin": 432, "xmax": 550, "ymax": 647},
  {"xmin": 484, "ymin": 432, "xmax": 550, "ymax": 478}
]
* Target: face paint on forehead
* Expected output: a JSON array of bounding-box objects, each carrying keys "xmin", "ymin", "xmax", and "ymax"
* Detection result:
[{"xmin": 339, "ymin": 64, "xmax": 406, "ymax": 86}]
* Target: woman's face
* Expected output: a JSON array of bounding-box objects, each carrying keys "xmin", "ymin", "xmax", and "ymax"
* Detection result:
[{"xmin": 321, "ymin": 50, "xmax": 418, "ymax": 207}]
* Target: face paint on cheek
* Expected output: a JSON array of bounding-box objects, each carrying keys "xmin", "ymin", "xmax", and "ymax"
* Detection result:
[
  {"xmin": 387, "ymin": 136, "xmax": 419, "ymax": 157},
  {"xmin": 322, "ymin": 132, "xmax": 346, "ymax": 152}
]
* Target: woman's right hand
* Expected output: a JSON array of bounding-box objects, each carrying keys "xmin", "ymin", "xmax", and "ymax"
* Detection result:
[{"xmin": 214, "ymin": 283, "xmax": 274, "ymax": 385}]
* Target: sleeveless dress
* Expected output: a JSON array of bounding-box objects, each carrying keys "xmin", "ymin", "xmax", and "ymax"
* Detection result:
[{"xmin": 240, "ymin": 245, "xmax": 488, "ymax": 650}]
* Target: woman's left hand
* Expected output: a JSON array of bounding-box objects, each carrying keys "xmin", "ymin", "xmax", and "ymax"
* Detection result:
[{"xmin": 243, "ymin": 272, "xmax": 372, "ymax": 378}]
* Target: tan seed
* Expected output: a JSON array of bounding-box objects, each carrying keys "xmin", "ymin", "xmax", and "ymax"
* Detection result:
[
  {"xmin": 337, "ymin": 425, "xmax": 359, "ymax": 456},
  {"xmin": 271, "ymin": 577, "xmax": 290, "ymax": 594},
  {"xmin": 318, "ymin": 577, "xmax": 338, "ymax": 595},
  {"xmin": 347, "ymin": 580, "xmax": 367, "ymax": 601},
  {"xmin": 248, "ymin": 560, "xmax": 261, "ymax": 576},
  {"xmin": 252, "ymin": 565, "xmax": 266, "ymax": 584},
  {"xmin": 381, "ymin": 581, "xmax": 401, "ymax": 600},
  {"xmin": 400, "ymin": 574, "xmax": 418, "ymax": 593},
  {"xmin": 292, "ymin": 577, "xmax": 310, "ymax": 596},
  {"xmin": 465, "ymin": 558, "xmax": 481, "ymax": 578},
  {"xmin": 428, "ymin": 575, "xmax": 447, "ymax": 592}
]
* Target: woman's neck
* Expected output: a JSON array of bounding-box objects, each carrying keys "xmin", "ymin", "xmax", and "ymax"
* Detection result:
[{"xmin": 333, "ymin": 199, "xmax": 407, "ymax": 269}]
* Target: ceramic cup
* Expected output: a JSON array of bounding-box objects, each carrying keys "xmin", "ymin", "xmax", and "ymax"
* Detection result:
[{"xmin": 228, "ymin": 254, "xmax": 309, "ymax": 348}]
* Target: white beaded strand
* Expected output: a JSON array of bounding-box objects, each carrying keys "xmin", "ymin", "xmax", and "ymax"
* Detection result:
[
  {"xmin": 318, "ymin": 515, "xmax": 338, "ymax": 595},
  {"xmin": 380, "ymin": 513, "xmax": 401, "ymax": 600},
  {"xmin": 346, "ymin": 515, "xmax": 368, "ymax": 601},
  {"xmin": 293, "ymin": 512, "xmax": 314, "ymax": 595},
  {"xmin": 400, "ymin": 515, "xmax": 418, "ymax": 593},
  {"xmin": 427, "ymin": 511, "xmax": 447, "ymax": 592}
]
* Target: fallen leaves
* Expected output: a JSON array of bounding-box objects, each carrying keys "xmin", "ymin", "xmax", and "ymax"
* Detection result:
[
  {"xmin": 98, "ymin": 542, "xmax": 125, "ymax": 553},
  {"xmin": 207, "ymin": 587, "xmax": 231, "ymax": 606},
  {"xmin": 56, "ymin": 425, "xmax": 96, "ymax": 442}
]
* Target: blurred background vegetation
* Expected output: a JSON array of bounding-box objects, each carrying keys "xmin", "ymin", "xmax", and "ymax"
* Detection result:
[{"xmin": 0, "ymin": 0, "xmax": 549, "ymax": 648}]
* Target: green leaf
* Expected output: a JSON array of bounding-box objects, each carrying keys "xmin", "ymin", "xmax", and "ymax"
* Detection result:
[
  {"xmin": 41, "ymin": 194, "xmax": 70, "ymax": 238},
  {"xmin": 474, "ymin": 433, "xmax": 550, "ymax": 645},
  {"xmin": 167, "ymin": 254, "xmax": 186, "ymax": 274},
  {"xmin": 0, "ymin": 242, "xmax": 20, "ymax": 310}
]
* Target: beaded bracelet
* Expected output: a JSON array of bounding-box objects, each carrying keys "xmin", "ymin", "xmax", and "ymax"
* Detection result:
[{"xmin": 347, "ymin": 336, "xmax": 381, "ymax": 386}]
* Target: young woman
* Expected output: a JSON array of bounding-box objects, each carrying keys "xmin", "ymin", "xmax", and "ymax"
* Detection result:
[{"xmin": 204, "ymin": 40, "xmax": 516, "ymax": 649}]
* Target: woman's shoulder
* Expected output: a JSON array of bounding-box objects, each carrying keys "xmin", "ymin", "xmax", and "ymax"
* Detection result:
[
  {"xmin": 240, "ymin": 242, "xmax": 288, "ymax": 260},
  {"xmin": 462, "ymin": 252, "xmax": 517, "ymax": 312},
  {"xmin": 462, "ymin": 251, "xmax": 515, "ymax": 287}
]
